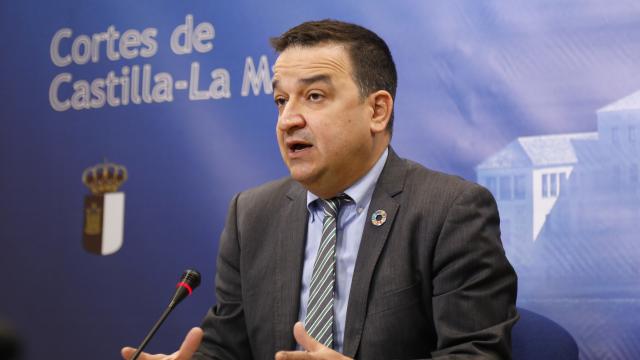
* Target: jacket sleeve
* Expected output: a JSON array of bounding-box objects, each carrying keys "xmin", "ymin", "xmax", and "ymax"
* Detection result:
[
  {"xmin": 193, "ymin": 193, "xmax": 254, "ymax": 360},
  {"xmin": 430, "ymin": 184, "xmax": 519, "ymax": 359}
]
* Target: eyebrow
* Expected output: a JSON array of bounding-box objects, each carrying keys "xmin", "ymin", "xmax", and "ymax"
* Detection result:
[{"xmin": 272, "ymin": 74, "xmax": 333, "ymax": 92}]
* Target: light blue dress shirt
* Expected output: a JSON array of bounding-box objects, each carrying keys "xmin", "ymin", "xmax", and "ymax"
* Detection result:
[{"xmin": 298, "ymin": 148, "xmax": 389, "ymax": 353}]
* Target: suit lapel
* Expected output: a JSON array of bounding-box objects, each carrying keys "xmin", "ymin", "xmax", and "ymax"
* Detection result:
[
  {"xmin": 274, "ymin": 182, "xmax": 308, "ymax": 352},
  {"xmin": 342, "ymin": 149, "xmax": 406, "ymax": 358}
]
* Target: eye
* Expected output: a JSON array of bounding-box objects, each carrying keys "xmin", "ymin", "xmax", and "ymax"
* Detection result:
[
  {"xmin": 274, "ymin": 96, "xmax": 287, "ymax": 107},
  {"xmin": 308, "ymin": 92, "xmax": 324, "ymax": 102}
]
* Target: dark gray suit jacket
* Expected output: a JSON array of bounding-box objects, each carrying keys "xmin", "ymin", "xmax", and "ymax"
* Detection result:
[{"xmin": 195, "ymin": 149, "xmax": 518, "ymax": 359}]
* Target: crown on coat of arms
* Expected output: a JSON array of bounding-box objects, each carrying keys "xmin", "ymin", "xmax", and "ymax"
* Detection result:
[{"xmin": 82, "ymin": 160, "xmax": 128, "ymax": 194}]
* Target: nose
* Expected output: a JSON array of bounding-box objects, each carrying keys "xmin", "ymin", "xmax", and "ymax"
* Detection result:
[{"xmin": 277, "ymin": 100, "xmax": 306, "ymax": 133}]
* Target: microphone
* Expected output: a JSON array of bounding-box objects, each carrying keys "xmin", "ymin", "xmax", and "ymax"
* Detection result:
[{"xmin": 130, "ymin": 269, "xmax": 201, "ymax": 360}]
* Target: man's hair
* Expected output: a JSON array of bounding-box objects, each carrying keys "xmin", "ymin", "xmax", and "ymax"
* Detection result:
[{"xmin": 270, "ymin": 19, "xmax": 397, "ymax": 134}]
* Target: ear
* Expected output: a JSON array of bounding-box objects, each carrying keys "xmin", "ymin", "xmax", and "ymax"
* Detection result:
[{"xmin": 368, "ymin": 90, "xmax": 393, "ymax": 134}]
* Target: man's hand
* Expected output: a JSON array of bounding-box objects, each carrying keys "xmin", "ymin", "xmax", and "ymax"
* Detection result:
[
  {"xmin": 275, "ymin": 322, "xmax": 352, "ymax": 360},
  {"xmin": 121, "ymin": 327, "xmax": 203, "ymax": 360}
]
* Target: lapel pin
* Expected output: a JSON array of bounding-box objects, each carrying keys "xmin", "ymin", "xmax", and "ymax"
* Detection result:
[{"xmin": 371, "ymin": 209, "xmax": 387, "ymax": 226}]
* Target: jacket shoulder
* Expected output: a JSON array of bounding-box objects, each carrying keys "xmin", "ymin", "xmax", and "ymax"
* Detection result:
[
  {"xmin": 234, "ymin": 176, "xmax": 302, "ymax": 211},
  {"xmin": 398, "ymin": 158, "xmax": 494, "ymax": 206},
  {"xmin": 404, "ymin": 158, "xmax": 481, "ymax": 190}
]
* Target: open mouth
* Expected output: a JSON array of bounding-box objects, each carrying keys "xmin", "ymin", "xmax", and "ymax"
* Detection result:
[{"xmin": 289, "ymin": 143, "xmax": 312, "ymax": 152}]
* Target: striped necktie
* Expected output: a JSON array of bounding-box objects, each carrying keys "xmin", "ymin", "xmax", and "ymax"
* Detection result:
[{"xmin": 305, "ymin": 194, "xmax": 351, "ymax": 348}]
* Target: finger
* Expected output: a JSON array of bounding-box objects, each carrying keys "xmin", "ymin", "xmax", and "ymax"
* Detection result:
[
  {"xmin": 120, "ymin": 346, "xmax": 167, "ymax": 360},
  {"xmin": 292, "ymin": 322, "xmax": 322, "ymax": 352},
  {"xmin": 121, "ymin": 347, "xmax": 136, "ymax": 360},
  {"xmin": 175, "ymin": 327, "xmax": 204, "ymax": 360},
  {"xmin": 275, "ymin": 350, "xmax": 313, "ymax": 360}
]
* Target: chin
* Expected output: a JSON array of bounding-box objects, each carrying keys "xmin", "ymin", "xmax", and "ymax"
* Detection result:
[
  {"xmin": 288, "ymin": 169, "xmax": 315, "ymax": 186},
  {"xmin": 290, "ymin": 171, "xmax": 309, "ymax": 183}
]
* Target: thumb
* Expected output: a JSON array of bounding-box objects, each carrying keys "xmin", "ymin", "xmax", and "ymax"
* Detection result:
[
  {"xmin": 121, "ymin": 347, "xmax": 136, "ymax": 359},
  {"xmin": 293, "ymin": 322, "xmax": 322, "ymax": 352},
  {"xmin": 175, "ymin": 327, "xmax": 204, "ymax": 360},
  {"xmin": 120, "ymin": 347, "xmax": 165, "ymax": 360}
]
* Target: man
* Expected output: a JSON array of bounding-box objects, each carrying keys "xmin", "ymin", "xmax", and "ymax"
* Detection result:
[{"xmin": 122, "ymin": 19, "xmax": 518, "ymax": 360}]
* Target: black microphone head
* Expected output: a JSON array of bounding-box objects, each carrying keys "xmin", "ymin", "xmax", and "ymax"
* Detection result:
[
  {"xmin": 179, "ymin": 269, "xmax": 201, "ymax": 290},
  {"xmin": 178, "ymin": 269, "xmax": 200, "ymax": 295},
  {"xmin": 170, "ymin": 269, "xmax": 201, "ymax": 308}
]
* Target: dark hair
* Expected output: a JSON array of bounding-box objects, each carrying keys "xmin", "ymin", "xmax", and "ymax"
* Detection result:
[{"xmin": 270, "ymin": 19, "xmax": 397, "ymax": 134}]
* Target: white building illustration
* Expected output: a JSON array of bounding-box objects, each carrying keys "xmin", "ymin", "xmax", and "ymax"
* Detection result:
[{"xmin": 476, "ymin": 90, "xmax": 640, "ymax": 267}]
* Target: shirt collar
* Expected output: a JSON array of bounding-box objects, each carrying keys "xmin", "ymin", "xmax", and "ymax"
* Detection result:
[{"xmin": 306, "ymin": 147, "xmax": 389, "ymax": 212}]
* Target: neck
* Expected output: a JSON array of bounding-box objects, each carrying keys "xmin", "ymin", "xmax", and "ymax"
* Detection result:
[{"xmin": 307, "ymin": 141, "xmax": 388, "ymax": 199}]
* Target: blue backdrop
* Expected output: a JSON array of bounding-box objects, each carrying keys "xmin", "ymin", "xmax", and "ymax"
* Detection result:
[{"xmin": 1, "ymin": 1, "xmax": 639, "ymax": 359}]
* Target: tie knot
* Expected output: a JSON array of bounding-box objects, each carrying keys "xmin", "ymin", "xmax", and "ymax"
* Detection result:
[{"xmin": 319, "ymin": 194, "xmax": 351, "ymax": 218}]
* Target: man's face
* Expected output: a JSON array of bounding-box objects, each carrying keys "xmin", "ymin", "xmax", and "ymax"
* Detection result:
[{"xmin": 272, "ymin": 44, "xmax": 378, "ymax": 197}]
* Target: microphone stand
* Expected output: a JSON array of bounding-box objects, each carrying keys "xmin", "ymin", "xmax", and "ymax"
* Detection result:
[
  {"xmin": 130, "ymin": 304, "xmax": 176, "ymax": 360},
  {"xmin": 129, "ymin": 270, "xmax": 200, "ymax": 360}
]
